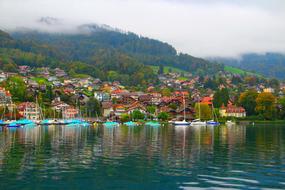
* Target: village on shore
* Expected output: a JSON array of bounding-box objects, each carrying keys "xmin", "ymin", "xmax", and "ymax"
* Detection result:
[{"xmin": 0, "ymin": 65, "xmax": 285, "ymax": 127}]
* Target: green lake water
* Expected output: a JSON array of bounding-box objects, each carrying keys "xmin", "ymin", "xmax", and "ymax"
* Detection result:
[{"xmin": 0, "ymin": 124, "xmax": 285, "ymax": 189}]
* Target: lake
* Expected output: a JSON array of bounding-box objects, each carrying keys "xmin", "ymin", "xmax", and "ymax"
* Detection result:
[{"xmin": 0, "ymin": 124, "xmax": 285, "ymax": 189}]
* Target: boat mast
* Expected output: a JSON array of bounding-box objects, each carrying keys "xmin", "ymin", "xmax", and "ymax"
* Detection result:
[{"xmin": 183, "ymin": 93, "xmax": 186, "ymax": 121}]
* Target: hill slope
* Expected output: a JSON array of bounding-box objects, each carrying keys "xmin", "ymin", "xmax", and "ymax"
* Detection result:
[
  {"xmin": 1, "ymin": 24, "xmax": 225, "ymax": 86},
  {"xmin": 213, "ymin": 53, "xmax": 285, "ymax": 79},
  {"xmin": 11, "ymin": 24, "xmax": 224, "ymax": 75}
]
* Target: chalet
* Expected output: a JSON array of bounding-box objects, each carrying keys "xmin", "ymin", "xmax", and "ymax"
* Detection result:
[
  {"xmin": 138, "ymin": 94, "xmax": 153, "ymax": 104},
  {"xmin": 151, "ymin": 93, "xmax": 162, "ymax": 105},
  {"xmin": 62, "ymin": 107, "xmax": 79, "ymax": 119},
  {"xmin": 200, "ymin": 97, "xmax": 213, "ymax": 106},
  {"xmin": 54, "ymin": 68, "xmax": 67, "ymax": 77},
  {"xmin": 18, "ymin": 102, "xmax": 42, "ymax": 120},
  {"xmin": 38, "ymin": 67, "xmax": 50, "ymax": 78},
  {"xmin": 126, "ymin": 102, "xmax": 146, "ymax": 114},
  {"xmin": 0, "ymin": 87, "xmax": 12, "ymax": 106},
  {"xmin": 94, "ymin": 91, "xmax": 111, "ymax": 102},
  {"xmin": 0, "ymin": 72, "xmax": 7, "ymax": 82},
  {"xmin": 119, "ymin": 95, "xmax": 137, "ymax": 105},
  {"xmin": 113, "ymin": 104, "xmax": 126, "ymax": 116},
  {"xmin": 19, "ymin": 65, "xmax": 31, "ymax": 75},
  {"xmin": 174, "ymin": 91, "xmax": 189, "ymax": 97},
  {"xmin": 51, "ymin": 101, "xmax": 70, "ymax": 112},
  {"xmin": 48, "ymin": 76, "xmax": 58, "ymax": 82},
  {"xmin": 220, "ymin": 104, "xmax": 246, "ymax": 118},
  {"xmin": 263, "ymin": 88, "xmax": 275, "ymax": 93},
  {"xmin": 101, "ymin": 101, "xmax": 113, "ymax": 117}
]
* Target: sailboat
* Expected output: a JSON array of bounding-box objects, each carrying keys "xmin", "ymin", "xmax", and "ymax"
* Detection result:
[
  {"xmin": 191, "ymin": 102, "xmax": 206, "ymax": 127},
  {"xmin": 206, "ymin": 104, "xmax": 220, "ymax": 126},
  {"xmin": 173, "ymin": 93, "xmax": 190, "ymax": 126}
]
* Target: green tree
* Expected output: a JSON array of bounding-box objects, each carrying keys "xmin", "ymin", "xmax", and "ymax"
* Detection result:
[
  {"xmin": 4, "ymin": 76, "xmax": 27, "ymax": 102},
  {"xmin": 146, "ymin": 105, "xmax": 156, "ymax": 114},
  {"xmin": 86, "ymin": 97, "xmax": 101, "ymax": 117},
  {"xmin": 158, "ymin": 112, "xmax": 169, "ymax": 121},
  {"xmin": 131, "ymin": 110, "xmax": 145, "ymax": 120},
  {"xmin": 213, "ymin": 88, "xmax": 229, "ymax": 108},
  {"xmin": 277, "ymin": 96, "xmax": 285, "ymax": 118},
  {"xmin": 194, "ymin": 103, "xmax": 211, "ymax": 120},
  {"xmin": 238, "ymin": 90, "xmax": 258, "ymax": 116},
  {"xmin": 121, "ymin": 113, "xmax": 130, "ymax": 122}
]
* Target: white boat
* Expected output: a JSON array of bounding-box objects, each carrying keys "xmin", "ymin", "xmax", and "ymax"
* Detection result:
[
  {"xmin": 191, "ymin": 119, "xmax": 206, "ymax": 126},
  {"xmin": 173, "ymin": 120, "xmax": 190, "ymax": 126},
  {"xmin": 226, "ymin": 120, "xmax": 236, "ymax": 126},
  {"xmin": 191, "ymin": 102, "xmax": 206, "ymax": 127},
  {"xmin": 173, "ymin": 92, "xmax": 190, "ymax": 127}
]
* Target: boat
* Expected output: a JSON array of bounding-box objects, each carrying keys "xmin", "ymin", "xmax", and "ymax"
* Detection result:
[
  {"xmin": 206, "ymin": 120, "xmax": 220, "ymax": 126},
  {"xmin": 191, "ymin": 103, "xmax": 206, "ymax": 127},
  {"xmin": 206, "ymin": 104, "xmax": 220, "ymax": 127},
  {"xmin": 103, "ymin": 121, "xmax": 119, "ymax": 128},
  {"xmin": 173, "ymin": 92, "xmax": 190, "ymax": 126},
  {"xmin": 226, "ymin": 120, "xmax": 236, "ymax": 126},
  {"xmin": 190, "ymin": 119, "xmax": 206, "ymax": 126},
  {"xmin": 173, "ymin": 120, "xmax": 190, "ymax": 126},
  {"xmin": 7, "ymin": 122, "xmax": 21, "ymax": 128},
  {"xmin": 123, "ymin": 121, "xmax": 137, "ymax": 127},
  {"xmin": 145, "ymin": 121, "xmax": 160, "ymax": 127}
]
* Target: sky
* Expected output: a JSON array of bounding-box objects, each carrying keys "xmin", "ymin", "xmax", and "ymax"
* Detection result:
[{"xmin": 0, "ymin": 0, "xmax": 285, "ymax": 58}]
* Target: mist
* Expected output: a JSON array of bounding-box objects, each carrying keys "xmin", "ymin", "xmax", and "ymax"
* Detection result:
[{"xmin": 0, "ymin": 0, "xmax": 285, "ymax": 58}]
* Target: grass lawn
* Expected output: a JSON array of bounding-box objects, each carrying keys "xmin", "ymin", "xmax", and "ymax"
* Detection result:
[
  {"xmin": 32, "ymin": 77, "xmax": 51, "ymax": 85},
  {"xmin": 224, "ymin": 66, "xmax": 261, "ymax": 77}
]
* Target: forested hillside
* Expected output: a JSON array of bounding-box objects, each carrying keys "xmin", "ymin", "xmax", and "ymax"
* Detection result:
[
  {"xmin": 213, "ymin": 53, "xmax": 285, "ymax": 79},
  {"xmin": 1, "ymin": 25, "xmax": 224, "ymax": 86}
]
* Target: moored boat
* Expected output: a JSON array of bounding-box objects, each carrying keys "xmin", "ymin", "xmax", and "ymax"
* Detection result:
[
  {"xmin": 124, "ymin": 121, "xmax": 137, "ymax": 127},
  {"xmin": 226, "ymin": 120, "xmax": 236, "ymax": 126},
  {"xmin": 103, "ymin": 121, "xmax": 119, "ymax": 127},
  {"xmin": 206, "ymin": 120, "xmax": 220, "ymax": 127},
  {"xmin": 190, "ymin": 119, "xmax": 206, "ymax": 127},
  {"xmin": 145, "ymin": 121, "xmax": 160, "ymax": 127},
  {"xmin": 173, "ymin": 120, "xmax": 190, "ymax": 126}
]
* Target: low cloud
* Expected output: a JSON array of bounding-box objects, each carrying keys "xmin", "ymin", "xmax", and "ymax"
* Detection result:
[{"xmin": 0, "ymin": 0, "xmax": 285, "ymax": 57}]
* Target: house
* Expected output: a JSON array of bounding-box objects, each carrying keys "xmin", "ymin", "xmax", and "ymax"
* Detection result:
[
  {"xmin": 119, "ymin": 95, "xmax": 137, "ymax": 105},
  {"xmin": 19, "ymin": 65, "xmax": 31, "ymax": 75},
  {"xmin": 62, "ymin": 107, "xmax": 79, "ymax": 119},
  {"xmin": 51, "ymin": 99, "xmax": 70, "ymax": 112},
  {"xmin": 125, "ymin": 102, "xmax": 147, "ymax": 114},
  {"xmin": 94, "ymin": 92, "xmax": 111, "ymax": 102},
  {"xmin": 0, "ymin": 72, "xmax": 7, "ymax": 82},
  {"xmin": 138, "ymin": 94, "xmax": 153, "ymax": 104},
  {"xmin": 200, "ymin": 97, "xmax": 213, "ymax": 106},
  {"xmin": 0, "ymin": 87, "xmax": 12, "ymax": 106},
  {"xmin": 263, "ymin": 88, "xmax": 275, "ymax": 93},
  {"xmin": 113, "ymin": 104, "xmax": 126, "ymax": 116},
  {"xmin": 18, "ymin": 102, "xmax": 42, "ymax": 120},
  {"xmin": 54, "ymin": 68, "xmax": 67, "ymax": 77},
  {"xmin": 220, "ymin": 104, "xmax": 246, "ymax": 118},
  {"xmin": 102, "ymin": 101, "xmax": 113, "ymax": 117},
  {"xmin": 38, "ymin": 67, "xmax": 50, "ymax": 78}
]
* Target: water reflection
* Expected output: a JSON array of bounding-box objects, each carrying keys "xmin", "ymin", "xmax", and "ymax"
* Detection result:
[{"xmin": 0, "ymin": 124, "xmax": 285, "ymax": 189}]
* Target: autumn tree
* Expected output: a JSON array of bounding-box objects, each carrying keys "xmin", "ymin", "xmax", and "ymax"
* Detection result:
[
  {"xmin": 239, "ymin": 90, "xmax": 258, "ymax": 116},
  {"xmin": 256, "ymin": 92, "xmax": 276, "ymax": 120}
]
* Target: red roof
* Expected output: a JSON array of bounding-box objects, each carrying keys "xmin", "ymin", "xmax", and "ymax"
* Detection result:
[
  {"xmin": 226, "ymin": 105, "xmax": 246, "ymax": 113},
  {"xmin": 200, "ymin": 97, "xmax": 213, "ymax": 105}
]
